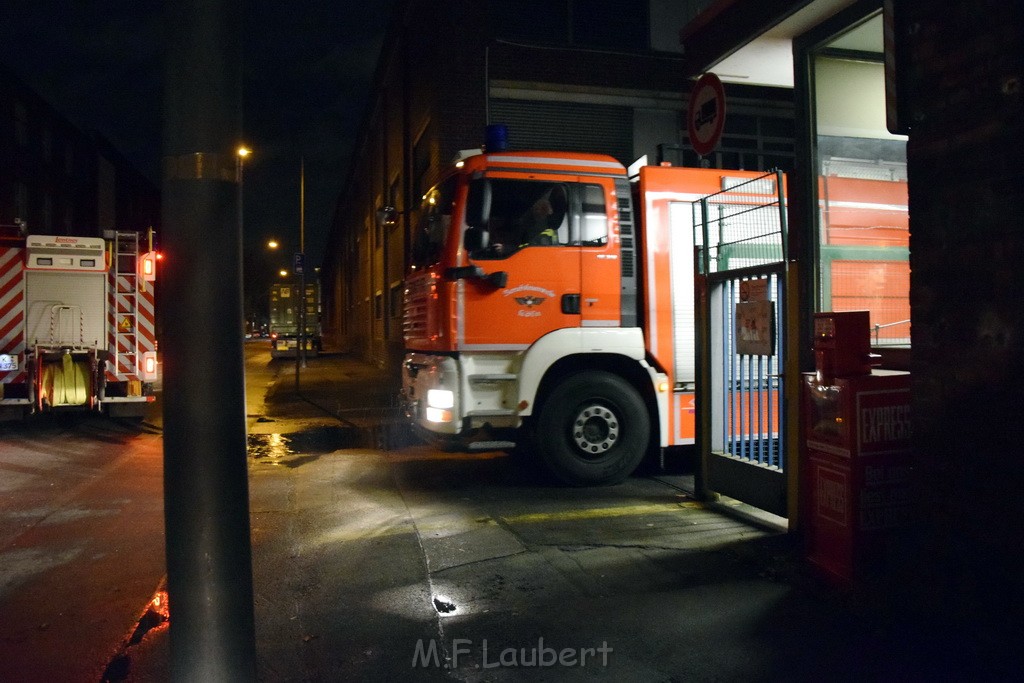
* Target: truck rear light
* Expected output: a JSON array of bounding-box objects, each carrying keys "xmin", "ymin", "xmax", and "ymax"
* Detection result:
[
  {"xmin": 140, "ymin": 251, "xmax": 158, "ymax": 281},
  {"xmin": 141, "ymin": 352, "xmax": 158, "ymax": 381}
]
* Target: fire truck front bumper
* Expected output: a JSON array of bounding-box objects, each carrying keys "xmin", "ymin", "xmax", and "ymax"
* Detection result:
[{"xmin": 402, "ymin": 352, "xmax": 463, "ymax": 436}]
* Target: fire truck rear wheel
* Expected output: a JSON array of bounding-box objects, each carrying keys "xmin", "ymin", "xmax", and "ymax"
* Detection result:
[{"xmin": 536, "ymin": 371, "xmax": 649, "ymax": 486}]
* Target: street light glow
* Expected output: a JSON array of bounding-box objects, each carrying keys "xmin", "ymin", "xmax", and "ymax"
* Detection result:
[
  {"xmin": 267, "ymin": 239, "xmax": 279, "ymax": 249},
  {"xmin": 237, "ymin": 145, "xmax": 251, "ymax": 158},
  {"xmin": 279, "ymin": 269, "xmax": 289, "ymax": 277}
]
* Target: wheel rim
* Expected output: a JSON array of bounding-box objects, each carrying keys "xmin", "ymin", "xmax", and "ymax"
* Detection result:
[{"xmin": 570, "ymin": 403, "xmax": 619, "ymax": 457}]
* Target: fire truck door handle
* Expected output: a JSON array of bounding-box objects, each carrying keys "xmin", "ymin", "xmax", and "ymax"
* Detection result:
[{"xmin": 561, "ymin": 294, "xmax": 581, "ymax": 315}]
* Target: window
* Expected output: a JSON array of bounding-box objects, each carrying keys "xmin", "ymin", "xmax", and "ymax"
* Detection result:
[
  {"xmin": 579, "ymin": 184, "xmax": 608, "ymax": 245},
  {"xmin": 409, "ymin": 175, "xmax": 457, "ymax": 268},
  {"xmin": 413, "ymin": 131, "xmax": 431, "ymax": 199},
  {"xmin": 811, "ymin": 14, "xmax": 909, "ymax": 347},
  {"xmin": 469, "ymin": 180, "xmax": 569, "ymax": 260},
  {"xmin": 470, "ymin": 180, "xmax": 607, "ymax": 260},
  {"xmin": 15, "ymin": 183, "xmax": 29, "ymax": 223},
  {"xmin": 390, "ymin": 282, "xmax": 403, "ymax": 318}
]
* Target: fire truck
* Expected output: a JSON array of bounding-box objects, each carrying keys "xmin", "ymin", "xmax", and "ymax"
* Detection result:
[
  {"xmin": 398, "ymin": 150, "xmax": 773, "ymax": 485},
  {"xmin": 0, "ymin": 228, "xmax": 159, "ymax": 420},
  {"xmin": 400, "ymin": 149, "xmax": 907, "ymax": 486}
]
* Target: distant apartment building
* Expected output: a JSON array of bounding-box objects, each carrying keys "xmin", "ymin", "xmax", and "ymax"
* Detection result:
[
  {"xmin": 0, "ymin": 63, "xmax": 158, "ymax": 239},
  {"xmin": 321, "ymin": 0, "xmax": 795, "ymax": 368}
]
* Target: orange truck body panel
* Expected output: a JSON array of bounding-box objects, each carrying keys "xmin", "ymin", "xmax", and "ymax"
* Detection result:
[{"xmin": 820, "ymin": 175, "xmax": 910, "ymax": 341}]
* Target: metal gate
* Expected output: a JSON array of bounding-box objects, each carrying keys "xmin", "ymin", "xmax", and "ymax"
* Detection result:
[{"xmin": 694, "ymin": 171, "xmax": 789, "ymax": 517}]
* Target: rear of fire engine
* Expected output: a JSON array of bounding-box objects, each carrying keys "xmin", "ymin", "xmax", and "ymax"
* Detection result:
[{"xmin": 0, "ymin": 231, "xmax": 159, "ymax": 420}]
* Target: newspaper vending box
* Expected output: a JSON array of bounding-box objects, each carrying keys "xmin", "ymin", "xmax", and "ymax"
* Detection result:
[{"xmin": 803, "ymin": 311, "xmax": 912, "ymax": 585}]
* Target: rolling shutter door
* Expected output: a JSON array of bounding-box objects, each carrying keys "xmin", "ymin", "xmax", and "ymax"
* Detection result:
[{"xmin": 490, "ymin": 99, "xmax": 634, "ymax": 165}]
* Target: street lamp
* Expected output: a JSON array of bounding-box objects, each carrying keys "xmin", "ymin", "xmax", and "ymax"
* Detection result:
[{"xmin": 237, "ymin": 144, "xmax": 252, "ymax": 238}]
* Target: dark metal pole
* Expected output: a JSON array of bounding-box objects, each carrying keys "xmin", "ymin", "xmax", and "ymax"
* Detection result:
[
  {"xmin": 162, "ymin": 0, "xmax": 256, "ymax": 679},
  {"xmin": 295, "ymin": 159, "xmax": 306, "ymax": 390}
]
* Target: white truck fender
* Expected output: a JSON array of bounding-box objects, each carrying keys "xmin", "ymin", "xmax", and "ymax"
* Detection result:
[{"xmin": 516, "ymin": 327, "xmax": 647, "ymax": 417}]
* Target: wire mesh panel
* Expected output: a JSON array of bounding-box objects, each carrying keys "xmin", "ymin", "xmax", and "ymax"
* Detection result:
[
  {"xmin": 694, "ymin": 171, "xmax": 789, "ymax": 517},
  {"xmin": 694, "ymin": 173, "xmax": 785, "ymax": 275},
  {"xmin": 712, "ymin": 273, "xmax": 785, "ymax": 468}
]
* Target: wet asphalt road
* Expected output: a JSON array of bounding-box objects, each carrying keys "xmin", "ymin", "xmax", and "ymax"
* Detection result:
[{"xmin": 1, "ymin": 342, "xmax": 1007, "ymax": 681}]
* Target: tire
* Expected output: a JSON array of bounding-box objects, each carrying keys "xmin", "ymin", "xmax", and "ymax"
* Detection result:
[{"xmin": 535, "ymin": 371, "xmax": 649, "ymax": 486}]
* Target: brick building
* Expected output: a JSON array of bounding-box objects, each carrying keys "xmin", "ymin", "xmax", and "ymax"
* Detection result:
[
  {"xmin": 0, "ymin": 63, "xmax": 158, "ymax": 238},
  {"xmin": 678, "ymin": 0, "xmax": 1023, "ymax": 632}
]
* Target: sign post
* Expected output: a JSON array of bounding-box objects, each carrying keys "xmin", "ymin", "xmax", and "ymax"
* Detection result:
[{"xmin": 687, "ymin": 72, "xmax": 727, "ymax": 159}]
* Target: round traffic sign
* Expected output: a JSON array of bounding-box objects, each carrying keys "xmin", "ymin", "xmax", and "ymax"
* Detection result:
[{"xmin": 687, "ymin": 72, "xmax": 726, "ymax": 157}]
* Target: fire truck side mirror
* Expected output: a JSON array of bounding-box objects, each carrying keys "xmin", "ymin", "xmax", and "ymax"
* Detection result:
[
  {"xmin": 464, "ymin": 226, "xmax": 489, "ymax": 252},
  {"xmin": 444, "ymin": 264, "xmax": 507, "ymax": 289},
  {"xmin": 466, "ymin": 178, "xmax": 492, "ymax": 228}
]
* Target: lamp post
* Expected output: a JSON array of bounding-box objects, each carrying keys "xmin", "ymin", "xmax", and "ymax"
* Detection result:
[
  {"xmin": 236, "ymin": 145, "xmax": 251, "ymax": 232},
  {"xmin": 297, "ymin": 158, "xmax": 307, "ymax": 376}
]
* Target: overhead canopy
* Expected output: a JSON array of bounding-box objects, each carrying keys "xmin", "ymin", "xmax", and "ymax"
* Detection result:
[{"xmin": 679, "ymin": 0, "xmax": 861, "ymax": 86}]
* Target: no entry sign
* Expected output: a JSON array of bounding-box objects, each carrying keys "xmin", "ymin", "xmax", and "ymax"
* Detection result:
[{"xmin": 687, "ymin": 72, "xmax": 726, "ymax": 157}]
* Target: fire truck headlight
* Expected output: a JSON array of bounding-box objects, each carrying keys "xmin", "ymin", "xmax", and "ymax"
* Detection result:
[
  {"xmin": 425, "ymin": 406, "xmax": 453, "ymax": 423},
  {"xmin": 425, "ymin": 389, "xmax": 455, "ymax": 423},
  {"xmin": 427, "ymin": 389, "xmax": 454, "ymax": 410}
]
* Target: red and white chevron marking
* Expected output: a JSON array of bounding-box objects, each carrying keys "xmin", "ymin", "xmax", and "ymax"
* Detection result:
[
  {"xmin": 0, "ymin": 246, "xmax": 26, "ymax": 385},
  {"xmin": 106, "ymin": 273, "xmax": 156, "ymax": 382}
]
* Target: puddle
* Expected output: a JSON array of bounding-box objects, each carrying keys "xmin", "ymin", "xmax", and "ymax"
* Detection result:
[{"xmin": 247, "ymin": 426, "xmax": 370, "ymax": 466}]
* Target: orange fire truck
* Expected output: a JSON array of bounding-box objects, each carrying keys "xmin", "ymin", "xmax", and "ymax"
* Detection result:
[
  {"xmin": 0, "ymin": 228, "xmax": 159, "ymax": 420},
  {"xmin": 400, "ymin": 150, "xmax": 775, "ymax": 485},
  {"xmin": 400, "ymin": 149, "xmax": 907, "ymax": 486}
]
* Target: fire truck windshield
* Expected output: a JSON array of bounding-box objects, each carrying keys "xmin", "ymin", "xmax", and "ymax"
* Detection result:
[{"xmin": 410, "ymin": 175, "xmax": 457, "ymax": 268}]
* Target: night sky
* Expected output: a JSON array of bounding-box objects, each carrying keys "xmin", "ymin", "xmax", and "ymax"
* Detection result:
[{"xmin": 0, "ymin": 1, "xmax": 396, "ymax": 273}]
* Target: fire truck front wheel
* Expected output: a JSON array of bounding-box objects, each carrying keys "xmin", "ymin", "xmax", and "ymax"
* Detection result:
[{"xmin": 536, "ymin": 371, "xmax": 649, "ymax": 486}]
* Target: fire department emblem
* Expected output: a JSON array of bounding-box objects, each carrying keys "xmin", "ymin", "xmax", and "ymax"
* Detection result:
[{"xmin": 514, "ymin": 295, "xmax": 546, "ymax": 307}]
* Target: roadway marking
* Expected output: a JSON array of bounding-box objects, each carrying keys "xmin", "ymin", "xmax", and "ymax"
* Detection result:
[{"xmin": 497, "ymin": 501, "xmax": 705, "ymax": 525}]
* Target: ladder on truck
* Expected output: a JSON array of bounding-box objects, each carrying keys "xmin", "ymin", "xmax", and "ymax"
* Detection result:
[{"xmin": 110, "ymin": 231, "xmax": 141, "ymax": 385}]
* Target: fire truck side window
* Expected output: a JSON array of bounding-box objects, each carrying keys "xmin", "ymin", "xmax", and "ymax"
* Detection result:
[
  {"xmin": 411, "ymin": 176, "xmax": 456, "ymax": 267},
  {"xmin": 578, "ymin": 184, "xmax": 608, "ymax": 246},
  {"xmin": 470, "ymin": 179, "xmax": 570, "ymax": 260}
]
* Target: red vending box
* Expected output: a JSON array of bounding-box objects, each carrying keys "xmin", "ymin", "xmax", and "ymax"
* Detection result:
[{"xmin": 803, "ymin": 312, "xmax": 913, "ymax": 585}]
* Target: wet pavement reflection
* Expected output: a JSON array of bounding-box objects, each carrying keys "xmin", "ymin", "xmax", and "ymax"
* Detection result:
[{"xmin": 246, "ymin": 426, "xmax": 370, "ymax": 467}]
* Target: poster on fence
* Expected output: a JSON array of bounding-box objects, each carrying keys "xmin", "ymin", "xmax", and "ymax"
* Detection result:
[{"xmin": 736, "ymin": 300, "xmax": 775, "ymax": 356}]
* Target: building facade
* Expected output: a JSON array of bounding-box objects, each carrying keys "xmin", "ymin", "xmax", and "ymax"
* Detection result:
[
  {"xmin": 681, "ymin": 0, "xmax": 1022, "ymax": 634},
  {"xmin": 320, "ymin": 0, "xmax": 795, "ymax": 368},
  {"xmin": 0, "ymin": 63, "xmax": 159, "ymax": 239}
]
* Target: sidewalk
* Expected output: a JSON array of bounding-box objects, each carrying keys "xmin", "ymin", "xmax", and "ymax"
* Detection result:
[{"xmin": 121, "ymin": 351, "xmax": 1010, "ymax": 681}]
